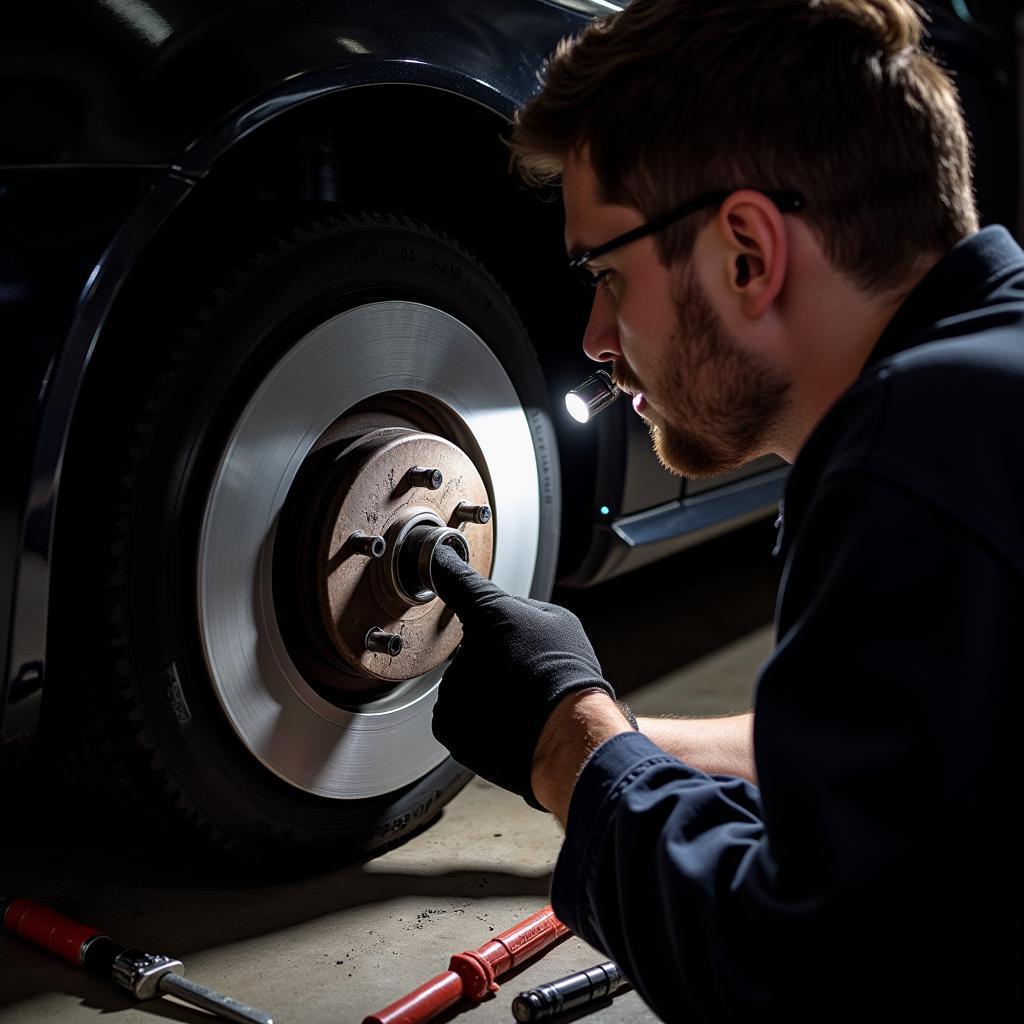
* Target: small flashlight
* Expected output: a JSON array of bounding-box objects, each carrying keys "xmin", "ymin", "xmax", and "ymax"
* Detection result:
[{"xmin": 564, "ymin": 369, "xmax": 621, "ymax": 424}]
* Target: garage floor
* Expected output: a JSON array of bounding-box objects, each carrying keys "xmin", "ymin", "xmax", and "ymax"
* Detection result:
[{"xmin": 1, "ymin": 524, "xmax": 780, "ymax": 1024}]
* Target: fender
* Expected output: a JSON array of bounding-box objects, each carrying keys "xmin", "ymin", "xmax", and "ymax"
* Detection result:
[
  {"xmin": 5, "ymin": 0, "xmax": 595, "ymax": 166},
  {"xmin": 1, "ymin": 0, "xmax": 597, "ymax": 753}
]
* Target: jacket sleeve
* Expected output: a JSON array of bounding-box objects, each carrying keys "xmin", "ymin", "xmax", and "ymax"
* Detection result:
[{"xmin": 550, "ymin": 472, "xmax": 1022, "ymax": 1021}]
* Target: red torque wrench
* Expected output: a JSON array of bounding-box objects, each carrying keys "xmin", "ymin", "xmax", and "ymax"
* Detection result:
[
  {"xmin": 363, "ymin": 905, "xmax": 570, "ymax": 1024},
  {"xmin": 2, "ymin": 895, "xmax": 273, "ymax": 1024}
]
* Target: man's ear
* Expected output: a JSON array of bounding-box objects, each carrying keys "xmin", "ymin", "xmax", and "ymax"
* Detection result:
[{"xmin": 715, "ymin": 190, "xmax": 788, "ymax": 319}]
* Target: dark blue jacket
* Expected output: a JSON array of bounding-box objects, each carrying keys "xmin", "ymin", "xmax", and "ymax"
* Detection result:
[{"xmin": 551, "ymin": 226, "xmax": 1024, "ymax": 1021}]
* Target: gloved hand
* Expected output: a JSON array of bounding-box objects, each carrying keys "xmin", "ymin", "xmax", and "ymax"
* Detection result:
[{"xmin": 430, "ymin": 543, "xmax": 617, "ymax": 808}]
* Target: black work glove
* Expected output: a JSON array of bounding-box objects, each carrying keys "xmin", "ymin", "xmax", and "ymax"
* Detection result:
[{"xmin": 430, "ymin": 544, "xmax": 616, "ymax": 809}]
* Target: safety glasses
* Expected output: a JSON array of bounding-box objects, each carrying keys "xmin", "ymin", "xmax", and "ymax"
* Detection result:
[{"xmin": 568, "ymin": 188, "xmax": 805, "ymax": 289}]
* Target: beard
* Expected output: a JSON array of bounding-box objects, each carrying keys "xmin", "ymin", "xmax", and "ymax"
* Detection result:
[{"xmin": 615, "ymin": 267, "xmax": 790, "ymax": 478}]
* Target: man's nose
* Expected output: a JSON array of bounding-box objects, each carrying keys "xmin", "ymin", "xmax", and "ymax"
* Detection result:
[{"xmin": 581, "ymin": 288, "xmax": 621, "ymax": 363}]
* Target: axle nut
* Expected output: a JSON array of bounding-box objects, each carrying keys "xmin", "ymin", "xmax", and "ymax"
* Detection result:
[{"xmin": 396, "ymin": 524, "xmax": 470, "ymax": 604}]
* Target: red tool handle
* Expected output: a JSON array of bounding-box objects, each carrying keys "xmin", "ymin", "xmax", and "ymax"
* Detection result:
[
  {"xmin": 362, "ymin": 968, "xmax": 465, "ymax": 1024},
  {"xmin": 469, "ymin": 904, "xmax": 570, "ymax": 977},
  {"xmin": 3, "ymin": 898, "xmax": 104, "ymax": 967},
  {"xmin": 363, "ymin": 905, "xmax": 569, "ymax": 1024}
]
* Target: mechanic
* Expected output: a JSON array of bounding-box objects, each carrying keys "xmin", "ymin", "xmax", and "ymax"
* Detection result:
[{"xmin": 430, "ymin": 0, "xmax": 1022, "ymax": 1019}]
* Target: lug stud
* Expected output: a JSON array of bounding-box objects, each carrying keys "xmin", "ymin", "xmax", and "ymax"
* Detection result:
[
  {"xmin": 364, "ymin": 627, "xmax": 404, "ymax": 657},
  {"xmin": 407, "ymin": 466, "xmax": 444, "ymax": 490},
  {"xmin": 347, "ymin": 530, "xmax": 387, "ymax": 557},
  {"xmin": 454, "ymin": 502, "xmax": 492, "ymax": 525}
]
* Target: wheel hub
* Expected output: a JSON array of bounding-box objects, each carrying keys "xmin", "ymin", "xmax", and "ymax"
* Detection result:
[{"xmin": 278, "ymin": 426, "xmax": 493, "ymax": 693}]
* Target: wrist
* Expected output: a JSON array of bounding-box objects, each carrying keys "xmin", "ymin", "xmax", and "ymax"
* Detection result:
[
  {"xmin": 530, "ymin": 689, "xmax": 633, "ymax": 823},
  {"xmin": 636, "ymin": 712, "xmax": 757, "ymax": 783},
  {"xmin": 615, "ymin": 699, "xmax": 640, "ymax": 731}
]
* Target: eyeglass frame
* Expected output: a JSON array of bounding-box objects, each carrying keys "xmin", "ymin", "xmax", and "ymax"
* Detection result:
[{"xmin": 567, "ymin": 188, "xmax": 806, "ymax": 278}]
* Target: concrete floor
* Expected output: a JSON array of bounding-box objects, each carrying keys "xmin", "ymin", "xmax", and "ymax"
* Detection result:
[{"xmin": 0, "ymin": 524, "xmax": 779, "ymax": 1024}]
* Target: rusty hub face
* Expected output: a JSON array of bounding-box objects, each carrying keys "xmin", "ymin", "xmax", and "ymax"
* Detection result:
[{"xmin": 276, "ymin": 426, "xmax": 493, "ymax": 697}]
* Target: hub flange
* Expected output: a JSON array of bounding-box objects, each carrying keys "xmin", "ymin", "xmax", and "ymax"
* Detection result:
[{"xmin": 281, "ymin": 427, "xmax": 493, "ymax": 690}]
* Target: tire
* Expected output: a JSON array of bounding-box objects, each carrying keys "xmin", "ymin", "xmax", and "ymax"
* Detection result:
[{"xmin": 60, "ymin": 213, "xmax": 560, "ymax": 864}]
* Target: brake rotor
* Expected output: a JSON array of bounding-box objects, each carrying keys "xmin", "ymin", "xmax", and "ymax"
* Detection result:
[{"xmin": 287, "ymin": 427, "xmax": 493, "ymax": 688}]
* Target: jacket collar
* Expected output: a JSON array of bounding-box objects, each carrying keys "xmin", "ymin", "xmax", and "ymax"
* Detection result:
[
  {"xmin": 862, "ymin": 225, "xmax": 1024, "ymax": 371},
  {"xmin": 774, "ymin": 225, "xmax": 1024, "ymax": 561}
]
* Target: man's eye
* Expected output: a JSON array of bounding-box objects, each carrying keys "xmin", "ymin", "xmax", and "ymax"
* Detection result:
[{"xmin": 573, "ymin": 263, "xmax": 615, "ymax": 295}]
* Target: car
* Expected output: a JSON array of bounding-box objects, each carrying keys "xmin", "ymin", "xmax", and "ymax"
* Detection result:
[{"xmin": 1, "ymin": 0, "xmax": 1019, "ymax": 862}]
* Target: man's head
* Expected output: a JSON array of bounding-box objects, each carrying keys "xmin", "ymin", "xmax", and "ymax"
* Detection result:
[{"xmin": 512, "ymin": 0, "xmax": 978, "ymax": 473}]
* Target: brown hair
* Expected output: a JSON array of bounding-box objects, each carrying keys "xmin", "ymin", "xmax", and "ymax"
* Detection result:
[{"xmin": 511, "ymin": 0, "xmax": 978, "ymax": 292}]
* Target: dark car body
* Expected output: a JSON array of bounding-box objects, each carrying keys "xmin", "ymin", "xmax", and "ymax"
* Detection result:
[{"xmin": 1, "ymin": 0, "xmax": 1019, "ymax": 763}]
